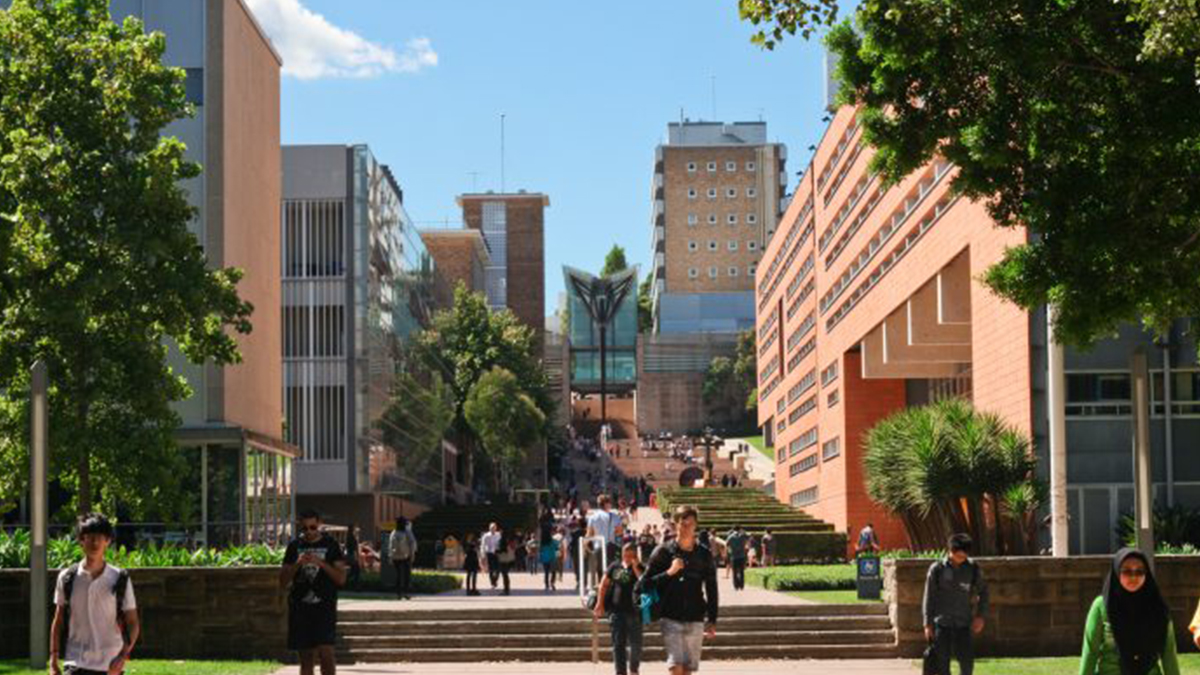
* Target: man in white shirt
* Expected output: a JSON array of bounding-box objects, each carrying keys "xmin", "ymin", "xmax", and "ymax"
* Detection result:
[
  {"xmin": 51, "ymin": 513, "xmax": 140, "ymax": 675},
  {"xmin": 588, "ymin": 495, "xmax": 621, "ymax": 563},
  {"xmin": 480, "ymin": 522, "xmax": 503, "ymax": 589}
]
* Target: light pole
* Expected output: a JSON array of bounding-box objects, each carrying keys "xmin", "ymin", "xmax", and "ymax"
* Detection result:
[{"xmin": 29, "ymin": 361, "xmax": 49, "ymax": 669}]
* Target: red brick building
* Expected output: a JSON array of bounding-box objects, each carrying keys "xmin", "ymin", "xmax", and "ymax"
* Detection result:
[
  {"xmin": 756, "ymin": 107, "xmax": 1032, "ymax": 551},
  {"xmin": 420, "ymin": 229, "xmax": 490, "ymax": 311},
  {"xmin": 458, "ymin": 192, "xmax": 549, "ymax": 337}
]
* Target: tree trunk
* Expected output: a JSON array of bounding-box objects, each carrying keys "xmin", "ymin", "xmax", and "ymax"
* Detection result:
[{"xmin": 77, "ymin": 395, "xmax": 91, "ymax": 515}]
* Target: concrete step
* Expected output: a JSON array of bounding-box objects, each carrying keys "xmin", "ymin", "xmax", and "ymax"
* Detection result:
[
  {"xmin": 338, "ymin": 603, "xmax": 887, "ymax": 623},
  {"xmin": 335, "ymin": 642, "xmax": 901, "ymax": 662},
  {"xmin": 339, "ymin": 615, "xmax": 895, "ymax": 636},
  {"xmin": 338, "ymin": 629, "xmax": 897, "ymax": 649}
]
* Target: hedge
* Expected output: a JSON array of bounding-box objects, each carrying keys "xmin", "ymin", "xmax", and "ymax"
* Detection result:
[
  {"xmin": 356, "ymin": 570, "xmax": 461, "ymax": 594},
  {"xmin": 746, "ymin": 564, "xmax": 857, "ymax": 591},
  {"xmin": 0, "ymin": 529, "xmax": 284, "ymax": 569}
]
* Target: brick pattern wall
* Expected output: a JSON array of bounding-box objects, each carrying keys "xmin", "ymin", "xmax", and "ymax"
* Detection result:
[
  {"xmin": 0, "ymin": 567, "xmax": 288, "ymax": 660},
  {"xmin": 460, "ymin": 195, "xmax": 545, "ymax": 339},
  {"xmin": 423, "ymin": 235, "xmax": 485, "ymax": 310},
  {"xmin": 884, "ymin": 556, "xmax": 1200, "ymax": 657}
]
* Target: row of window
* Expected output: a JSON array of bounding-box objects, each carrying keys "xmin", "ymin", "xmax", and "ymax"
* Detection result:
[
  {"xmin": 791, "ymin": 486, "xmax": 819, "ymax": 508},
  {"xmin": 687, "ymin": 239, "xmax": 759, "ymax": 252},
  {"xmin": 687, "ymin": 212, "xmax": 760, "ymax": 226},
  {"xmin": 688, "ymin": 160, "xmax": 758, "ymax": 173},
  {"xmin": 688, "ymin": 186, "xmax": 759, "ymax": 200},
  {"xmin": 687, "ymin": 265, "xmax": 756, "ymax": 279},
  {"xmin": 789, "ymin": 453, "xmax": 818, "ymax": 476},
  {"xmin": 1066, "ymin": 370, "xmax": 1200, "ymax": 417}
]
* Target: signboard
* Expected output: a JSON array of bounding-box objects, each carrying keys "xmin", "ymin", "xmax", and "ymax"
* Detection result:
[{"xmin": 856, "ymin": 554, "xmax": 882, "ymax": 600}]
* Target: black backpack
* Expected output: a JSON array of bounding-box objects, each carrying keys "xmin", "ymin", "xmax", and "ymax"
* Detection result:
[{"xmin": 58, "ymin": 563, "xmax": 131, "ymax": 656}]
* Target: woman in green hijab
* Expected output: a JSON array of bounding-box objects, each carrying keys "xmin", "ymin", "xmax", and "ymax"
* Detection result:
[{"xmin": 1079, "ymin": 548, "xmax": 1180, "ymax": 675}]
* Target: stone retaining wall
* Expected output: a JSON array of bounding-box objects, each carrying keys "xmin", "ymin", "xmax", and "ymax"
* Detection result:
[
  {"xmin": 884, "ymin": 556, "xmax": 1200, "ymax": 657},
  {"xmin": 0, "ymin": 567, "xmax": 287, "ymax": 660}
]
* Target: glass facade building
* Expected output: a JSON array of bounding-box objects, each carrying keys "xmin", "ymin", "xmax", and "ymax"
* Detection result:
[{"xmin": 564, "ymin": 267, "xmax": 639, "ymax": 389}]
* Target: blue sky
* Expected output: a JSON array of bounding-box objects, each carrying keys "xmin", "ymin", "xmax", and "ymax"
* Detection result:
[{"xmin": 259, "ymin": 0, "xmax": 834, "ymax": 312}]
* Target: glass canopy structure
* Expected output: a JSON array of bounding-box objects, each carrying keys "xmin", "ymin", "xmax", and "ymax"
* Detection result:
[{"xmin": 564, "ymin": 266, "xmax": 639, "ymax": 392}]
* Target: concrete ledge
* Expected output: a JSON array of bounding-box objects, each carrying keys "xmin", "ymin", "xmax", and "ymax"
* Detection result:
[{"xmin": 883, "ymin": 556, "xmax": 1200, "ymax": 657}]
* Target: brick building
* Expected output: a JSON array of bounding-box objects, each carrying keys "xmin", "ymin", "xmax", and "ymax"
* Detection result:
[
  {"xmin": 457, "ymin": 192, "xmax": 548, "ymax": 336},
  {"xmin": 420, "ymin": 229, "xmax": 490, "ymax": 310},
  {"xmin": 758, "ymin": 105, "xmax": 1200, "ymax": 555},
  {"xmin": 650, "ymin": 121, "xmax": 787, "ymax": 334}
]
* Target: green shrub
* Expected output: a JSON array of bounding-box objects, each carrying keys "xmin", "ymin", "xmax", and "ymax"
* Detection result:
[
  {"xmin": 0, "ymin": 529, "xmax": 286, "ymax": 569},
  {"xmin": 1117, "ymin": 505, "xmax": 1200, "ymax": 549},
  {"xmin": 773, "ymin": 532, "xmax": 848, "ymax": 563},
  {"xmin": 747, "ymin": 564, "xmax": 857, "ymax": 591},
  {"xmin": 355, "ymin": 570, "xmax": 461, "ymax": 594}
]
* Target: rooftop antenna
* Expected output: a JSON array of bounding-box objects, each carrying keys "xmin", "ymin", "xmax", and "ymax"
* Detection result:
[
  {"xmin": 500, "ymin": 113, "xmax": 506, "ymax": 193},
  {"xmin": 710, "ymin": 75, "xmax": 717, "ymax": 121},
  {"xmin": 468, "ymin": 171, "xmax": 482, "ymax": 193},
  {"xmin": 758, "ymin": 108, "xmax": 765, "ymax": 122}
]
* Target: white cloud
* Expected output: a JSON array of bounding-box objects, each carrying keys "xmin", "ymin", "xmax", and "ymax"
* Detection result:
[{"xmin": 244, "ymin": 0, "xmax": 438, "ymax": 79}]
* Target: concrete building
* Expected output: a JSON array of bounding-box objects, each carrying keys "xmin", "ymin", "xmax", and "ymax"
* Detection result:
[
  {"xmin": 757, "ymin": 106, "xmax": 1200, "ymax": 555},
  {"xmin": 650, "ymin": 121, "xmax": 787, "ymax": 334},
  {"xmin": 457, "ymin": 192, "xmax": 549, "ymax": 337},
  {"xmin": 420, "ymin": 229, "xmax": 491, "ymax": 310},
  {"xmin": 283, "ymin": 145, "xmax": 435, "ymax": 538}
]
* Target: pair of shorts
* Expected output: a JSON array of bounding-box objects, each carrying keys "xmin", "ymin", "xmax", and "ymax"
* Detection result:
[
  {"xmin": 661, "ymin": 618, "xmax": 704, "ymax": 671},
  {"xmin": 288, "ymin": 602, "xmax": 338, "ymax": 650}
]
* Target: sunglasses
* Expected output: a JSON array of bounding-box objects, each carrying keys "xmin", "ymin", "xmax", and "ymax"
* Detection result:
[
  {"xmin": 1120, "ymin": 568, "xmax": 1147, "ymax": 578},
  {"xmin": 301, "ymin": 524, "xmax": 321, "ymax": 532}
]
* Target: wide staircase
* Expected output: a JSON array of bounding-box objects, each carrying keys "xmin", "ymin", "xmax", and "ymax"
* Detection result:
[
  {"xmin": 658, "ymin": 487, "xmax": 848, "ymax": 562},
  {"xmin": 336, "ymin": 604, "xmax": 898, "ymax": 662},
  {"xmin": 607, "ymin": 439, "xmax": 763, "ymax": 491}
]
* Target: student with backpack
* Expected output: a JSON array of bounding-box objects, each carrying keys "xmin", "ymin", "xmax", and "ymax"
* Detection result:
[
  {"xmin": 50, "ymin": 513, "xmax": 139, "ymax": 675},
  {"xmin": 637, "ymin": 505, "xmax": 718, "ymax": 675},
  {"xmin": 922, "ymin": 533, "xmax": 989, "ymax": 675},
  {"xmin": 594, "ymin": 543, "xmax": 645, "ymax": 675},
  {"xmin": 281, "ymin": 509, "xmax": 347, "ymax": 675},
  {"xmin": 724, "ymin": 526, "xmax": 749, "ymax": 591},
  {"xmin": 388, "ymin": 517, "xmax": 417, "ymax": 600},
  {"xmin": 1079, "ymin": 548, "xmax": 1181, "ymax": 675}
]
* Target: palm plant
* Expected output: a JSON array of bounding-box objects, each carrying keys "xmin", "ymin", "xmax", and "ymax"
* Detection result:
[{"xmin": 864, "ymin": 398, "xmax": 1045, "ymax": 554}]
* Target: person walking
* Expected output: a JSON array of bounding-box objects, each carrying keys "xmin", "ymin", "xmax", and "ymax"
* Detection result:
[
  {"xmin": 481, "ymin": 522, "xmax": 502, "ymax": 589},
  {"xmin": 540, "ymin": 529, "xmax": 561, "ymax": 592},
  {"xmin": 344, "ymin": 525, "xmax": 361, "ymax": 591},
  {"xmin": 595, "ymin": 543, "xmax": 645, "ymax": 675},
  {"xmin": 388, "ymin": 517, "xmax": 418, "ymax": 600},
  {"xmin": 725, "ymin": 525, "xmax": 749, "ymax": 591},
  {"xmin": 463, "ymin": 532, "xmax": 481, "ymax": 596},
  {"xmin": 922, "ymin": 533, "xmax": 989, "ymax": 675},
  {"xmin": 589, "ymin": 494, "xmax": 622, "ymax": 563},
  {"xmin": 280, "ymin": 510, "xmax": 346, "ymax": 675},
  {"xmin": 638, "ymin": 525, "xmax": 658, "ymax": 564},
  {"xmin": 638, "ymin": 505, "xmax": 718, "ymax": 675},
  {"xmin": 761, "ymin": 529, "xmax": 777, "ymax": 568},
  {"xmin": 49, "ymin": 513, "xmax": 140, "ymax": 675},
  {"xmin": 1079, "ymin": 548, "xmax": 1181, "ymax": 675},
  {"xmin": 856, "ymin": 522, "xmax": 882, "ymax": 556},
  {"xmin": 496, "ymin": 529, "xmax": 516, "ymax": 595}
]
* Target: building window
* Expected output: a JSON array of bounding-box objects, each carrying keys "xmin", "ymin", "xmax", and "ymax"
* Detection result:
[
  {"xmin": 688, "ymin": 240, "xmax": 698, "ymax": 252},
  {"xmin": 747, "ymin": 213, "xmax": 758, "ymax": 225},
  {"xmin": 822, "ymin": 437, "xmax": 841, "ymax": 461},
  {"xmin": 709, "ymin": 266, "xmax": 718, "ymax": 278},
  {"xmin": 748, "ymin": 241, "xmax": 758, "ymax": 251},
  {"xmin": 746, "ymin": 161, "xmax": 757, "ymax": 172},
  {"xmin": 728, "ymin": 240, "xmax": 739, "ymax": 251},
  {"xmin": 746, "ymin": 187, "xmax": 757, "ymax": 198},
  {"xmin": 729, "ymin": 266, "xmax": 740, "ymax": 277},
  {"xmin": 727, "ymin": 187, "xmax": 738, "ymax": 199},
  {"xmin": 185, "ymin": 68, "xmax": 204, "ymax": 105},
  {"xmin": 688, "ymin": 267, "xmax": 699, "ymax": 279},
  {"xmin": 791, "ymin": 486, "xmax": 819, "ymax": 508},
  {"xmin": 1066, "ymin": 372, "xmax": 1133, "ymax": 416},
  {"xmin": 827, "ymin": 389, "xmax": 840, "ymax": 408},
  {"xmin": 688, "ymin": 213, "xmax": 698, "ymax": 225},
  {"xmin": 748, "ymin": 264, "xmax": 757, "ymax": 276},
  {"xmin": 727, "ymin": 213, "xmax": 738, "ymax": 225},
  {"xmin": 707, "ymin": 214, "xmax": 718, "ymax": 225},
  {"xmin": 707, "ymin": 161, "xmax": 717, "ymax": 172},
  {"xmin": 688, "ymin": 188, "xmax": 697, "ymax": 200},
  {"xmin": 708, "ymin": 240, "xmax": 718, "ymax": 251},
  {"xmin": 687, "ymin": 161, "xmax": 697, "ymax": 173},
  {"xmin": 707, "ymin": 188, "xmax": 717, "ymax": 200},
  {"xmin": 726, "ymin": 161, "xmax": 737, "ymax": 172}
]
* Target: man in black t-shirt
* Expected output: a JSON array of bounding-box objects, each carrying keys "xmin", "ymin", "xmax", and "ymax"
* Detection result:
[
  {"xmin": 281, "ymin": 510, "xmax": 347, "ymax": 675},
  {"xmin": 594, "ymin": 543, "xmax": 645, "ymax": 675}
]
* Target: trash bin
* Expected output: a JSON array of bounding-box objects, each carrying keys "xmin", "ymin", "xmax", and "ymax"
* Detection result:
[{"xmin": 856, "ymin": 554, "xmax": 882, "ymax": 600}]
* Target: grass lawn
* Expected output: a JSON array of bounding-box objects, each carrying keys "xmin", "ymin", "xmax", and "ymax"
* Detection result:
[
  {"xmin": 747, "ymin": 563, "xmax": 857, "ymax": 591},
  {"xmin": 939, "ymin": 655, "xmax": 1200, "ymax": 674},
  {"xmin": 787, "ymin": 589, "xmax": 883, "ymax": 604},
  {"xmin": 742, "ymin": 435, "xmax": 773, "ymax": 460},
  {"xmin": 0, "ymin": 660, "xmax": 278, "ymax": 675}
]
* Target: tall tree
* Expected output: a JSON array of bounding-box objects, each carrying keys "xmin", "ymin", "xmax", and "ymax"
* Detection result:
[
  {"xmin": 702, "ymin": 329, "xmax": 758, "ymax": 428},
  {"xmin": 464, "ymin": 367, "xmax": 546, "ymax": 487},
  {"xmin": 600, "ymin": 244, "xmax": 629, "ymax": 277},
  {"xmin": 0, "ymin": 0, "xmax": 253, "ymax": 518},
  {"xmin": 741, "ymin": 0, "xmax": 1200, "ymax": 350}
]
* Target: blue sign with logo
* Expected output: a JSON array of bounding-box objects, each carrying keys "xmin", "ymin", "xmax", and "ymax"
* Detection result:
[{"xmin": 856, "ymin": 554, "xmax": 882, "ymax": 599}]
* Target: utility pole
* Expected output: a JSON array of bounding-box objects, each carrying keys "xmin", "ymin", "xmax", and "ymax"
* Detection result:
[
  {"xmin": 29, "ymin": 361, "xmax": 49, "ymax": 669},
  {"xmin": 1047, "ymin": 306, "xmax": 1070, "ymax": 557},
  {"xmin": 1131, "ymin": 347, "xmax": 1156, "ymax": 563}
]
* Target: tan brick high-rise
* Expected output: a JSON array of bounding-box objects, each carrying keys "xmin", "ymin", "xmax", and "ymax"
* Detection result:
[
  {"xmin": 458, "ymin": 192, "xmax": 549, "ymax": 337},
  {"xmin": 650, "ymin": 121, "xmax": 787, "ymax": 333}
]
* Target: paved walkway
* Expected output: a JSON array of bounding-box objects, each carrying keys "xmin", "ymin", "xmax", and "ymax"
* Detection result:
[
  {"xmin": 272, "ymin": 660, "xmax": 918, "ymax": 674},
  {"xmin": 727, "ymin": 438, "xmax": 775, "ymax": 486}
]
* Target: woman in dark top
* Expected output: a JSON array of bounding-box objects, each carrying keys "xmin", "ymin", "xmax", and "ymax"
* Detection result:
[
  {"xmin": 462, "ymin": 532, "xmax": 481, "ymax": 596},
  {"xmin": 1079, "ymin": 548, "xmax": 1180, "ymax": 675}
]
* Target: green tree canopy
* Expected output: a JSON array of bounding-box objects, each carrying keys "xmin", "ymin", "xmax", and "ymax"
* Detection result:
[
  {"xmin": 637, "ymin": 272, "xmax": 653, "ymax": 334},
  {"xmin": 375, "ymin": 368, "xmax": 455, "ymax": 501},
  {"xmin": 863, "ymin": 398, "xmax": 1043, "ymax": 554},
  {"xmin": 702, "ymin": 329, "xmax": 758, "ymax": 430},
  {"xmin": 601, "ymin": 245, "xmax": 629, "ymax": 277},
  {"xmin": 0, "ymin": 0, "xmax": 253, "ymax": 518},
  {"xmin": 742, "ymin": 0, "xmax": 1200, "ymax": 350},
  {"xmin": 464, "ymin": 367, "xmax": 546, "ymax": 483}
]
